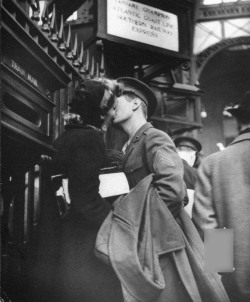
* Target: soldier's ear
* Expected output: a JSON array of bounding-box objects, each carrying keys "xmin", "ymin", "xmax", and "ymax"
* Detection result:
[{"xmin": 132, "ymin": 98, "xmax": 142, "ymax": 111}]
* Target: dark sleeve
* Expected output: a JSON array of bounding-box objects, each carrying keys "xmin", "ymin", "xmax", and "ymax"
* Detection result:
[
  {"xmin": 145, "ymin": 129, "xmax": 186, "ymax": 218},
  {"xmin": 183, "ymin": 160, "xmax": 197, "ymax": 190},
  {"xmin": 68, "ymin": 131, "xmax": 111, "ymax": 226}
]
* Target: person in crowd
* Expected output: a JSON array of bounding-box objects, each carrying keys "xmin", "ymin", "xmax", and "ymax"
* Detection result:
[
  {"xmin": 174, "ymin": 135, "xmax": 201, "ymax": 168},
  {"xmin": 174, "ymin": 136, "xmax": 202, "ymax": 216},
  {"xmin": 51, "ymin": 77, "xmax": 123, "ymax": 302},
  {"xmin": 97, "ymin": 76, "xmax": 229, "ymax": 302},
  {"xmin": 193, "ymin": 91, "xmax": 250, "ymax": 302}
]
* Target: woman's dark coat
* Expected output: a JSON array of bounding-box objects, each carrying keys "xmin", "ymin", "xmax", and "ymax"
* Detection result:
[{"xmin": 51, "ymin": 125, "xmax": 123, "ymax": 302}]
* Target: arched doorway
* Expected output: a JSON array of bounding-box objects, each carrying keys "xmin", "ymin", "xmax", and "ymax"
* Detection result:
[{"xmin": 195, "ymin": 37, "xmax": 250, "ymax": 156}]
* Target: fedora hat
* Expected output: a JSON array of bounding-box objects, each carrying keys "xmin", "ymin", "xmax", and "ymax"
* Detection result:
[
  {"xmin": 117, "ymin": 77, "xmax": 157, "ymax": 118},
  {"xmin": 174, "ymin": 136, "xmax": 202, "ymax": 152},
  {"xmin": 227, "ymin": 91, "xmax": 250, "ymax": 122}
]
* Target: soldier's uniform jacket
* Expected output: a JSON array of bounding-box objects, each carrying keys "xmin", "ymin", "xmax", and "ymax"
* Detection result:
[{"xmin": 123, "ymin": 122, "xmax": 185, "ymax": 217}]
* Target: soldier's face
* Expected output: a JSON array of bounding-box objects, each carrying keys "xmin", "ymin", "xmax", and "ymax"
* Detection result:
[{"xmin": 112, "ymin": 95, "xmax": 134, "ymax": 125}]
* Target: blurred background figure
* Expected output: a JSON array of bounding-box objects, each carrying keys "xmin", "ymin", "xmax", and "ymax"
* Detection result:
[
  {"xmin": 174, "ymin": 136, "xmax": 202, "ymax": 169},
  {"xmin": 174, "ymin": 136, "xmax": 202, "ymax": 217},
  {"xmin": 193, "ymin": 91, "xmax": 250, "ymax": 302}
]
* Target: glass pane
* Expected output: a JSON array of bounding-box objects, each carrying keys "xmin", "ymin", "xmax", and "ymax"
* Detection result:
[
  {"xmin": 203, "ymin": 0, "xmax": 240, "ymax": 4},
  {"xmin": 194, "ymin": 22, "xmax": 222, "ymax": 54},
  {"xmin": 67, "ymin": 11, "xmax": 78, "ymax": 21},
  {"xmin": 29, "ymin": 1, "xmax": 45, "ymax": 26},
  {"xmin": 203, "ymin": 0, "xmax": 222, "ymax": 5},
  {"xmin": 224, "ymin": 18, "xmax": 250, "ymax": 38}
]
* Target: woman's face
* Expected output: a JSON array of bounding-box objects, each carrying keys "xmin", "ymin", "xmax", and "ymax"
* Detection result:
[{"xmin": 101, "ymin": 99, "xmax": 117, "ymax": 131}]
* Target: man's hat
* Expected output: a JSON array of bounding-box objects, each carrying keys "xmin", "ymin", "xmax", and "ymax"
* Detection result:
[
  {"xmin": 174, "ymin": 136, "xmax": 202, "ymax": 152},
  {"xmin": 117, "ymin": 77, "xmax": 157, "ymax": 118},
  {"xmin": 227, "ymin": 91, "xmax": 250, "ymax": 122}
]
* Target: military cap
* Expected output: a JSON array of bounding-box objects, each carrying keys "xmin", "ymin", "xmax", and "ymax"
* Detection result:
[
  {"xmin": 174, "ymin": 136, "xmax": 202, "ymax": 152},
  {"xmin": 227, "ymin": 91, "xmax": 250, "ymax": 122},
  {"xmin": 117, "ymin": 77, "xmax": 157, "ymax": 118}
]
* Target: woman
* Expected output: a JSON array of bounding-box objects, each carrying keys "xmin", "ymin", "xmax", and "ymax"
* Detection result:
[{"xmin": 51, "ymin": 77, "xmax": 123, "ymax": 302}]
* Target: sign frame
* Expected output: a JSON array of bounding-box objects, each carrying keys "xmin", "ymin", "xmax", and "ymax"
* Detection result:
[{"xmin": 96, "ymin": 0, "xmax": 192, "ymax": 60}]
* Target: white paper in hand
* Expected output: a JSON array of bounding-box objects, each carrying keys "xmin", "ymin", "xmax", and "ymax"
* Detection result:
[{"xmin": 99, "ymin": 172, "xmax": 129, "ymax": 198}]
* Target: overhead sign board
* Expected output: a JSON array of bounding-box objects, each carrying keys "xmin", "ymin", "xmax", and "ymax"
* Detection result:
[{"xmin": 107, "ymin": 0, "xmax": 179, "ymax": 52}]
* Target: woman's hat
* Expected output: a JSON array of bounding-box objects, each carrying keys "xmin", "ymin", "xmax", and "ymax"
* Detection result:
[
  {"xmin": 68, "ymin": 79, "xmax": 105, "ymax": 114},
  {"xmin": 227, "ymin": 91, "xmax": 250, "ymax": 122},
  {"xmin": 117, "ymin": 77, "xmax": 157, "ymax": 118},
  {"xmin": 68, "ymin": 79, "xmax": 105, "ymax": 127}
]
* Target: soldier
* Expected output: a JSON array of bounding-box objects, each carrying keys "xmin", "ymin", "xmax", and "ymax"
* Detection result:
[
  {"xmin": 113, "ymin": 77, "xmax": 185, "ymax": 217},
  {"xmin": 101, "ymin": 77, "xmax": 229, "ymax": 302}
]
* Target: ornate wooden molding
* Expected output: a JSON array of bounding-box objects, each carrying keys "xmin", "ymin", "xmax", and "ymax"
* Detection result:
[{"xmin": 198, "ymin": 2, "xmax": 250, "ymax": 22}]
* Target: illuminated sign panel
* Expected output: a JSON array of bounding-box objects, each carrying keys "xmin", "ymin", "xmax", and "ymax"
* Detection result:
[{"xmin": 107, "ymin": 0, "xmax": 179, "ymax": 52}]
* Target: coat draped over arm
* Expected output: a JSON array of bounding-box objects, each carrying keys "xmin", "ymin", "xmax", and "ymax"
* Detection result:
[{"xmin": 95, "ymin": 174, "xmax": 230, "ymax": 302}]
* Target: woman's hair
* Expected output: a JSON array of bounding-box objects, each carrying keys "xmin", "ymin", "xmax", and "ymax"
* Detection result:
[
  {"xmin": 98, "ymin": 78, "xmax": 120, "ymax": 115},
  {"xmin": 64, "ymin": 77, "xmax": 120, "ymax": 128}
]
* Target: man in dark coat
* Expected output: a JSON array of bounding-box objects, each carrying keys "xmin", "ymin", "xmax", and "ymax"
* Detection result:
[
  {"xmin": 193, "ymin": 91, "xmax": 250, "ymax": 302},
  {"xmin": 51, "ymin": 78, "xmax": 123, "ymax": 302}
]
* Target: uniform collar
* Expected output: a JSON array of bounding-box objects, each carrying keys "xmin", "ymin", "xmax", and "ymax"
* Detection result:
[
  {"xmin": 131, "ymin": 122, "xmax": 153, "ymax": 143},
  {"xmin": 122, "ymin": 122, "xmax": 153, "ymax": 160}
]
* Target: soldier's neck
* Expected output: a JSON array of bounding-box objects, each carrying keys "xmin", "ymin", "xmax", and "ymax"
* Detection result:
[{"xmin": 124, "ymin": 117, "xmax": 146, "ymax": 141}]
